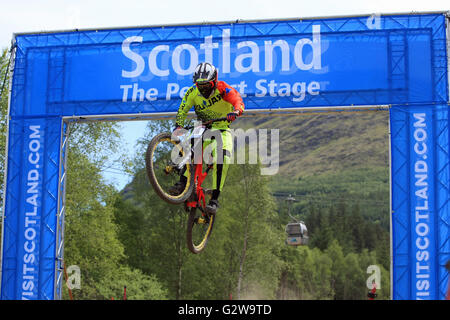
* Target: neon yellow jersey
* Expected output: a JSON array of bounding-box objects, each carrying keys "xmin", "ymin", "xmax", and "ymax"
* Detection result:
[{"xmin": 175, "ymin": 81, "xmax": 245, "ymax": 131}]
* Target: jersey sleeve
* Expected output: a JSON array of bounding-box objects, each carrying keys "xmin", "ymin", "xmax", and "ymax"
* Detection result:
[
  {"xmin": 175, "ymin": 86, "xmax": 196, "ymax": 127},
  {"xmin": 216, "ymin": 81, "xmax": 245, "ymax": 115}
]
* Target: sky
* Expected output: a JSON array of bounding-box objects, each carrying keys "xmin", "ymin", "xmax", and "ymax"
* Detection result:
[{"xmin": 0, "ymin": 0, "xmax": 448, "ymax": 189}]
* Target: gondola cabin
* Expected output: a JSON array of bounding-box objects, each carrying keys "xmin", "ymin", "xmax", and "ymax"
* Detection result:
[{"xmin": 285, "ymin": 221, "xmax": 308, "ymax": 246}]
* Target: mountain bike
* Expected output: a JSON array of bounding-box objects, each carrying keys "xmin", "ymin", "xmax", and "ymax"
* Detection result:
[{"xmin": 145, "ymin": 117, "xmax": 228, "ymax": 254}]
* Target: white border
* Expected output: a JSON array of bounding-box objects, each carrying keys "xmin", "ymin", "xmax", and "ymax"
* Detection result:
[
  {"xmin": 0, "ymin": 10, "xmax": 446, "ymax": 300},
  {"xmin": 388, "ymin": 106, "xmax": 394, "ymax": 300},
  {"xmin": 11, "ymin": 11, "xmax": 450, "ymax": 39}
]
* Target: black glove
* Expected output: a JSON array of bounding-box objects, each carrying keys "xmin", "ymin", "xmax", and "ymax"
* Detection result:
[{"xmin": 227, "ymin": 112, "xmax": 238, "ymax": 122}]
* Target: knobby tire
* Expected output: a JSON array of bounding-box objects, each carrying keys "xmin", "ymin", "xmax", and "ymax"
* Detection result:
[{"xmin": 145, "ymin": 132, "xmax": 194, "ymax": 204}]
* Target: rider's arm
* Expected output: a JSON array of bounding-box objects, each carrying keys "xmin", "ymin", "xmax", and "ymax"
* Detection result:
[
  {"xmin": 217, "ymin": 81, "xmax": 245, "ymax": 116},
  {"xmin": 175, "ymin": 86, "xmax": 195, "ymax": 128}
]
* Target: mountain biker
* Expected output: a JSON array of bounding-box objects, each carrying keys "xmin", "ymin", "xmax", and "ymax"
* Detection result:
[{"xmin": 170, "ymin": 62, "xmax": 245, "ymax": 214}]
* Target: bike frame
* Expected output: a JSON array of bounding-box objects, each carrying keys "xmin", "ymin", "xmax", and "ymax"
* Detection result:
[
  {"xmin": 185, "ymin": 130, "xmax": 213, "ymax": 210},
  {"xmin": 186, "ymin": 162, "xmax": 208, "ymax": 209},
  {"xmin": 183, "ymin": 117, "xmax": 227, "ymax": 210}
]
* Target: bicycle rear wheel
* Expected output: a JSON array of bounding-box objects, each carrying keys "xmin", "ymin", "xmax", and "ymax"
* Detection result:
[
  {"xmin": 186, "ymin": 206, "xmax": 215, "ymax": 254},
  {"xmin": 145, "ymin": 132, "xmax": 194, "ymax": 204}
]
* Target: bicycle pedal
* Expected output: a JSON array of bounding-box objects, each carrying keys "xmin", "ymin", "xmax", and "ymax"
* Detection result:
[
  {"xmin": 195, "ymin": 217, "xmax": 206, "ymax": 224},
  {"xmin": 196, "ymin": 215, "xmax": 210, "ymax": 224}
]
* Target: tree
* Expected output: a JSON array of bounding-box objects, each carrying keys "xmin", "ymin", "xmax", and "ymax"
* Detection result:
[
  {"xmin": 0, "ymin": 48, "xmax": 11, "ymax": 224},
  {"xmin": 325, "ymin": 240, "xmax": 346, "ymax": 300},
  {"xmin": 62, "ymin": 120, "xmax": 166, "ymax": 299},
  {"xmin": 342, "ymin": 253, "xmax": 365, "ymax": 299},
  {"xmin": 276, "ymin": 246, "xmax": 304, "ymax": 299},
  {"xmin": 114, "ymin": 166, "xmax": 189, "ymax": 299},
  {"xmin": 115, "ymin": 120, "xmax": 191, "ymax": 300},
  {"xmin": 220, "ymin": 162, "xmax": 282, "ymax": 300},
  {"xmin": 63, "ymin": 145, "xmax": 124, "ymax": 299},
  {"xmin": 349, "ymin": 203, "xmax": 364, "ymax": 252},
  {"xmin": 310, "ymin": 248, "xmax": 334, "ymax": 299},
  {"xmin": 97, "ymin": 267, "xmax": 168, "ymax": 300}
]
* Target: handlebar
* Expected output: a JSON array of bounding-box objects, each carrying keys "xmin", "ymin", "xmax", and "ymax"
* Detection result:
[
  {"xmin": 184, "ymin": 117, "xmax": 229, "ymax": 130},
  {"xmin": 202, "ymin": 117, "xmax": 228, "ymax": 126}
]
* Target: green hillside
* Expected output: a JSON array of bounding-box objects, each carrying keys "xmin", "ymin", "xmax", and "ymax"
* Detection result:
[
  {"xmin": 234, "ymin": 110, "xmax": 390, "ymax": 178},
  {"xmin": 233, "ymin": 111, "xmax": 391, "ymax": 226}
]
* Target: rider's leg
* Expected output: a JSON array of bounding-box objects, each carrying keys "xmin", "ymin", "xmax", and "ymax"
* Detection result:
[
  {"xmin": 204, "ymin": 130, "xmax": 232, "ymax": 214},
  {"xmin": 168, "ymin": 174, "xmax": 188, "ymax": 196},
  {"xmin": 168, "ymin": 138, "xmax": 193, "ymax": 195},
  {"xmin": 212, "ymin": 150, "xmax": 231, "ymax": 195}
]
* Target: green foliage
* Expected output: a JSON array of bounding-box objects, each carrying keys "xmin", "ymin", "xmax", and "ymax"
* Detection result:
[
  {"xmin": 114, "ymin": 175, "xmax": 189, "ymax": 299},
  {"xmin": 64, "ymin": 150, "xmax": 124, "ymax": 299},
  {"xmin": 270, "ymin": 167, "xmax": 390, "ymax": 229},
  {"xmin": 0, "ymin": 47, "xmax": 12, "ymax": 243},
  {"xmin": 62, "ymin": 121, "xmax": 167, "ymax": 299},
  {"xmin": 96, "ymin": 267, "xmax": 168, "ymax": 300},
  {"xmin": 301, "ymin": 201, "xmax": 390, "ymax": 270},
  {"xmin": 0, "ymin": 48, "xmax": 10, "ymax": 215},
  {"xmin": 219, "ymin": 162, "xmax": 283, "ymax": 299}
]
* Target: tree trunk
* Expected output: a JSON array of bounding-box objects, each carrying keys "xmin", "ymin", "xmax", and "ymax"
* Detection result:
[
  {"xmin": 177, "ymin": 259, "xmax": 182, "ymax": 299},
  {"xmin": 227, "ymin": 247, "xmax": 235, "ymax": 299},
  {"xmin": 237, "ymin": 166, "xmax": 251, "ymax": 300},
  {"xmin": 175, "ymin": 209, "xmax": 184, "ymax": 300},
  {"xmin": 237, "ymin": 216, "xmax": 248, "ymax": 300}
]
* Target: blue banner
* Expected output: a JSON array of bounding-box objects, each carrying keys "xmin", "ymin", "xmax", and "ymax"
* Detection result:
[
  {"xmin": 409, "ymin": 109, "xmax": 436, "ymax": 300},
  {"xmin": 19, "ymin": 122, "xmax": 44, "ymax": 299},
  {"xmin": 1, "ymin": 118, "xmax": 61, "ymax": 300},
  {"xmin": 66, "ymin": 27, "xmax": 390, "ymax": 103},
  {"xmin": 9, "ymin": 13, "xmax": 447, "ymax": 119},
  {"xmin": 390, "ymin": 104, "xmax": 450, "ymax": 300}
]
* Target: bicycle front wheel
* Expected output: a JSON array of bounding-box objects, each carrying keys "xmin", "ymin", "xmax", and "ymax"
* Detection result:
[
  {"xmin": 145, "ymin": 132, "xmax": 194, "ymax": 204},
  {"xmin": 186, "ymin": 207, "xmax": 215, "ymax": 254}
]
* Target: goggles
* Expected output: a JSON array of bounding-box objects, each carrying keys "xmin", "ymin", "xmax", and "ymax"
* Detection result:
[{"xmin": 195, "ymin": 80, "xmax": 215, "ymax": 90}]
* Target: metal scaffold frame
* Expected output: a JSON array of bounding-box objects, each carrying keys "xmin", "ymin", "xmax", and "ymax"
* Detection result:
[{"xmin": 0, "ymin": 12, "xmax": 449, "ymax": 300}]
